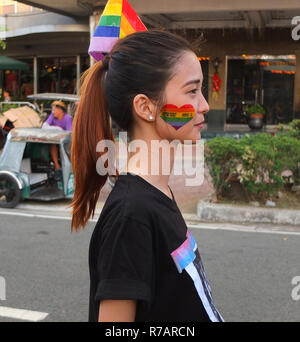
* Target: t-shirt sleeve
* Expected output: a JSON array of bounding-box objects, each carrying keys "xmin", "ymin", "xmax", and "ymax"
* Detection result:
[
  {"xmin": 95, "ymin": 215, "xmax": 153, "ymax": 305},
  {"xmin": 65, "ymin": 115, "xmax": 73, "ymax": 131},
  {"xmin": 45, "ymin": 113, "xmax": 54, "ymax": 125}
]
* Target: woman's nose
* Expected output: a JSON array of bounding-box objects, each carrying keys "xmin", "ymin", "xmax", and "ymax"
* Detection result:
[{"xmin": 198, "ymin": 96, "xmax": 209, "ymax": 116}]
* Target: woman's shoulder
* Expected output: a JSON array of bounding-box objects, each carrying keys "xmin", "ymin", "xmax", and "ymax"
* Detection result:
[
  {"xmin": 64, "ymin": 113, "xmax": 73, "ymax": 121},
  {"xmin": 99, "ymin": 174, "xmax": 155, "ymax": 227},
  {"xmin": 45, "ymin": 112, "xmax": 54, "ymax": 122}
]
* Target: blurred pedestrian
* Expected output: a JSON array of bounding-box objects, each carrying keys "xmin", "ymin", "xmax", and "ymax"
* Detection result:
[
  {"xmin": 42, "ymin": 100, "xmax": 72, "ymax": 179},
  {"xmin": 43, "ymin": 100, "xmax": 72, "ymax": 133},
  {"xmin": 3, "ymin": 90, "xmax": 11, "ymax": 102}
]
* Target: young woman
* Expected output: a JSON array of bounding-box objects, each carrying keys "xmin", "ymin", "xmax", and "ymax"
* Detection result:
[{"xmin": 71, "ymin": 30, "xmax": 224, "ymax": 322}]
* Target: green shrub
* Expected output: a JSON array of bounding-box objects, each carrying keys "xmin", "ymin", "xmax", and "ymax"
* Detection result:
[
  {"xmin": 277, "ymin": 119, "xmax": 300, "ymax": 140},
  {"xmin": 205, "ymin": 132, "xmax": 300, "ymax": 201},
  {"xmin": 204, "ymin": 137, "xmax": 244, "ymax": 195},
  {"xmin": 245, "ymin": 104, "xmax": 266, "ymax": 115},
  {"xmin": 1, "ymin": 103, "xmax": 19, "ymax": 112}
]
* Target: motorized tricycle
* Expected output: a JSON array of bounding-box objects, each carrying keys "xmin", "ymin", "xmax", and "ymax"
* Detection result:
[{"xmin": 0, "ymin": 127, "xmax": 74, "ymax": 208}]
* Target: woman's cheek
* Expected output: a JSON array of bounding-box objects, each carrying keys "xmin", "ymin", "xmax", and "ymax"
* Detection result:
[{"xmin": 159, "ymin": 104, "xmax": 195, "ymax": 131}]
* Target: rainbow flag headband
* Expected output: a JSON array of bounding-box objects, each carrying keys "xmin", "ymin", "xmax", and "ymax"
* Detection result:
[
  {"xmin": 88, "ymin": 0, "xmax": 147, "ymax": 61},
  {"xmin": 160, "ymin": 104, "xmax": 195, "ymax": 130}
]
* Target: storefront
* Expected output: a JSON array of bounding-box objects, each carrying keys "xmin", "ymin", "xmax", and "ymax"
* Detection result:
[
  {"xmin": 16, "ymin": 57, "xmax": 33, "ymax": 99},
  {"xmin": 3, "ymin": 51, "xmax": 297, "ymax": 132},
  {"xmin": 199, "ymin": 57, "xmax": 209, "ymax": 102},
  {"xmin": 226, "ymin": 55, "xmax": 296, "ymax": 126},
  {"xmin": 0, "ymin": 2, "xmax": 90, "ymax": 100},
  {"xmin": 0, "ymin": 56, "xmax": 31, "ymax": 100},
  {"xmin": 38, "ymin": 56, "xmax": 76, "ymax": 94},
  {"xmin": 2, "ymin": 0, "xmax": 300, "ymax": 133},
  {"xmin": 2, "ymin": 55, "xmax": 90, "ymax": 100},
  {"xmin": 4, "ymin": 55, "xmax": 208, "ymax": 101}
]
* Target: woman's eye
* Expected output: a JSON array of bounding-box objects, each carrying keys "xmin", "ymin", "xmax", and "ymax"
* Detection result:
[{"xmin": 189, "ymin": 89, "xmax": 198, "ymax": 94}]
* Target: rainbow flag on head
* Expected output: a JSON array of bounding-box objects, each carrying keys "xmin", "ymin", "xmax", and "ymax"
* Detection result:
[{"xmin": 88, "ymin": 0, "xmax": 147, "ymax": 61}]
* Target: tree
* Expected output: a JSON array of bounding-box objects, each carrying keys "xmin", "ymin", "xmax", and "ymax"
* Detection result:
[{"xmin": 0, "ymin": 25, "xmax": 6, "ymax": 50}]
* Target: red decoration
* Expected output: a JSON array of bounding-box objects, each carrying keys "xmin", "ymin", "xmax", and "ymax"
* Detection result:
[{"xmin": 213, "ymin": 72, "xmax": 222, "ymax": 93}]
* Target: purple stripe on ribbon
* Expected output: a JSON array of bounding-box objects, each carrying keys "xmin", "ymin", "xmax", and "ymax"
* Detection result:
[
  {"xmin": 169, "ymin": 122, "xmax": 187, "ymax": 130},
  {"xmin": 88, "ymin": 36, "xmax": 119, "ymax": 61}
]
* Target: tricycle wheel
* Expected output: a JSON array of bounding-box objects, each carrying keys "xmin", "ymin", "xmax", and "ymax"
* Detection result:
[{"xmin": 0, "ymin": 174, "xmax": 21, "ymax": 208}]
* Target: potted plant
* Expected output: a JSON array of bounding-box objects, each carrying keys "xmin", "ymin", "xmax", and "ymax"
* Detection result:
[{"xmin": 245, "ymin": 104, "xmax": 266, "ymax": 129}]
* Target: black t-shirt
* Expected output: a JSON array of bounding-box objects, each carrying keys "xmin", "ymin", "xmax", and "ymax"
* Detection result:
[{"xmin": 88, "ymin": 172, "xmax": 224, "ymax": 322}]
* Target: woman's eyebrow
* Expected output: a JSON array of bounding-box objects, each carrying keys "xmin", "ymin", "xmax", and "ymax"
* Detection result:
[{"xmin": 182, "ymin": 79, "xmax": 201, "ymax": 88}]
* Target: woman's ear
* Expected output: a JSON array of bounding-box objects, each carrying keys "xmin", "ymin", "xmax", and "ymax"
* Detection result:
[{"xmin": 133, "ymin": 94, "xmax": 156, "ymax": 122}]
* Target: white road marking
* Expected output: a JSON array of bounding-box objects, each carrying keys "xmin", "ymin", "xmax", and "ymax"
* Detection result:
[
  {"xmin": 0, "ymin": 210, "xmax": 98, "ymax": 222},
  {"xmin": 0, "ymin": 209, "xmax": 300, "ymax": 236},
  {"xmin": 0, "ymin": 306, "xmax": 48, "ymax": 322}
]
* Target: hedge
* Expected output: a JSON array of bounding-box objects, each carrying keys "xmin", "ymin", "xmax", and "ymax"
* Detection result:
[{"xmin": 205, "ymin": 130, "xmax": 300, "ymax": 202}]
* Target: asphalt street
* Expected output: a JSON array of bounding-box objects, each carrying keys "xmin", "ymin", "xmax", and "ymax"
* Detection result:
[{"xmin": 0, "ymin": 209, "xmax": 299, "ymax": 322}]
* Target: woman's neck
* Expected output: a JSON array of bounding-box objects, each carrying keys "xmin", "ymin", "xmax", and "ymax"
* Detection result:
[{"xmin": 124, "ymin": 132, "xmax": 176, "ymax": 200}]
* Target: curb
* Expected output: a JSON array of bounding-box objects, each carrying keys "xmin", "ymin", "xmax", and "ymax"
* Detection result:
[
  {"xmin": 197, "ymin": 201, "xmax": 300, "ymax": 226},
  {"xmin": 14, "ymin": 202, "xmax": 200, "ymax": 224},
  {"xmin": 15, "ymin": 200, "xmax": 300, "ymax": 227}
]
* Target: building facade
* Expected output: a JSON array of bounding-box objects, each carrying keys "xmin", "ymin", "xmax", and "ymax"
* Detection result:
[
  {"xmin": 0, "ymin": 1, "xmax": 90, "ymax": 99},
  {"xmin": 1, "ymin": 0, "xmax": 299, "ymax": 131}
]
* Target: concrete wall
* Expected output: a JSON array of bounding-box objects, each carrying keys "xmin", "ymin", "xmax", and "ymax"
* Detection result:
[
  {"xmin": 0, "ymin": 11, "xmax": 88, "ymax": 39},
  {"xmin": 22, "ymin": 0, "xmax": 300, "ymax": 16},
  {"xmin": 1, "ymin": 10, "xmax": 89, "ymax": 58},
  {"xmin": 2, "ymin": 31, "xmax": 89, "ymax": 58},
  {"xmin": 129, "ymin": 0, "xmax": 300, "ymax": 14}
]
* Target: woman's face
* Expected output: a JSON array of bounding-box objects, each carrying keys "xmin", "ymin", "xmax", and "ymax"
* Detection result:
[
  {"xmin": 52, "ymin": 105, "xmax": 64, "ymax": 119},
  {"xmin": 155, "ymin": 51, "xmax": 209, "ymax": 143}
]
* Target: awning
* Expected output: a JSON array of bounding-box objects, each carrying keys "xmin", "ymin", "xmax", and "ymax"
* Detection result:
[{"xmin": 0, "ymin": 55, "xmax": 29, "ymax": 71}]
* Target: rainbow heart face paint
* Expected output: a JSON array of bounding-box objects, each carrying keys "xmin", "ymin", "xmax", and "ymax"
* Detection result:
[{"xmin": 160, "ymin": 104, "xmax": 195, "ymax": 130}]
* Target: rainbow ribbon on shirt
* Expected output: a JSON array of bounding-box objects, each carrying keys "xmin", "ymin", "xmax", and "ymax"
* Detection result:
[
  {"xmin": 88, "ymin": 0, "xmax": 147, "ymax": 61},
  {"xmin": 171, "ymin": 230, "xmax": 197, "ymax": 273}
]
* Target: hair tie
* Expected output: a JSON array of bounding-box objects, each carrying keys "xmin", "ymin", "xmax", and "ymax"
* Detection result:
[{"xmin": 102, "ymin": 54, "xmax": 111, "ymax": 70}]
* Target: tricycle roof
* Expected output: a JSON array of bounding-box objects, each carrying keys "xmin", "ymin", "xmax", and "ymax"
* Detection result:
[{"xmin": 27, "ymin": 93, "xmax": 79, "ymax": 102}]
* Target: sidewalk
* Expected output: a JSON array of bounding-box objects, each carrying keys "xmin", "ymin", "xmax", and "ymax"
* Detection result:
[
  {"xmin": 15, "ymin": 166, "xmax": 300, "ymax": 228},
  {"xmin": 16, "ymin": 198, "xmax": 300, "ymax": 227}
]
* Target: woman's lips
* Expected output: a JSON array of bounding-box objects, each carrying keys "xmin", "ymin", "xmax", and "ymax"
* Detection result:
[{"xmin": 195, "ymin": 121, "xmax": 205, "ymax": 128}]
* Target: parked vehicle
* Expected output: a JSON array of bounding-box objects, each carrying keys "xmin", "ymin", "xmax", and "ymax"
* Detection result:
[
  {"xmin": 0, "ymin": 127, "xmax": 73, "ymax": 208},
  {"xmin": 27, "ymin": 93, "xmax": 79, "ymax": 119},
  {"xmin": 0, "ymin": 93, "xmax": 79, "ymax": 148}
]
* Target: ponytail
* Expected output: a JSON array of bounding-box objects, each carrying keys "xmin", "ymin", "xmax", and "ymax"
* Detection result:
[{"xmin": 70, "ymin": 61, "xmax": 117, "ymax": 231}]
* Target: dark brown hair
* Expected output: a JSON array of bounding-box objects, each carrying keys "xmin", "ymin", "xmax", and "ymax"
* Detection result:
[
  {"xmin": 52, "ymin": 100, "xmax": 66, "ymax": 113},
  {"xmin": 70, "ymin": 30, "xmax": 192, "ymax": 231}
]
